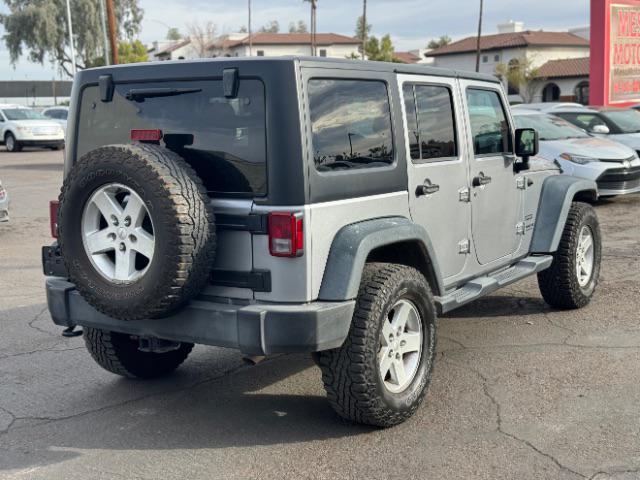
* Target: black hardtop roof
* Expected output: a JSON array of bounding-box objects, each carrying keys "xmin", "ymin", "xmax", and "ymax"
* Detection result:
[{"xmin": 80, "ymin": 55, "xmax": 500, "ymax": 84}]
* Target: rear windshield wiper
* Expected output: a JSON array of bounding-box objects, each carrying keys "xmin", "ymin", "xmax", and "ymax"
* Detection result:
[{"xmin": 125, "ymin": 87, "xmax": 202, "ymax": 102}]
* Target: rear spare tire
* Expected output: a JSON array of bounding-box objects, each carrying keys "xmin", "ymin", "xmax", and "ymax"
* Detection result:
[{"xmin": 58, "ymin": 144, "xmax": 216, "ymax": 320}]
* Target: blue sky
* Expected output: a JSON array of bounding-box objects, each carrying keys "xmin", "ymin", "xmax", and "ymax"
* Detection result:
[{"xmin": 0, "ymin": 0, "xmax": 589, "ymax": 80}]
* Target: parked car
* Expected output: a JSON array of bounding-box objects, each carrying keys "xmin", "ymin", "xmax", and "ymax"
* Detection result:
[
  {"xmin": 43, "ymin": 57, "xmax": 601, "ymax": 427},
  {"xmin": 0, "ymin": 104, "xmax": 65, "ymax": 152},
  {"xmin": 551, "ymin": 106, "xmax": 640, "ymax": 152},
  {"xmin": 0, "ymin": 179, "xmax": 9, "ymax": 222},
  {"xmin": 513, "ymin": 109, "xmax": 640, "ymax": 196},
  {"xmin": 512, "ymin": 102, "xmax": 585, "ymax": 112},
  {"xmin": 41, "ymin": 106, "xmax": 69, "ymax": 134}
]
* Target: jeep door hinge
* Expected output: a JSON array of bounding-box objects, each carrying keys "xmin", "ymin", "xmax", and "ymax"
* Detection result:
[
  {"xmin": 458, "ymin": 187, "xmax": 471, "ymax": 203},
  {"xmin": 516, "ymin": 222, "xmax": 526, "ymax": 235},
  {"xmin": 458, "ymin": 238, "xmax": 470, "ymax": 254},
  {"xmin": 516, "ymin": 177, "xmax": 526, "ymax": 190}
]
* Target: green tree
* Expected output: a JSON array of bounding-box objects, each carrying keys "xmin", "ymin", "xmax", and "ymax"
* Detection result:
[
  {"xmin": 259, "ymin": 20, "xmax": 280, "ymax": 33},
  {"xmin": 118, "ymin": 39, "xmax": 148, "ymax": 64},
  {"xmin": 495, "ymin": 56, "xmax": 544, "ymax": 102},
  {"xmin": 365, "ymin": 34, "xmax": 400, "ymax": 62},
  {"xmin": 288, "ymin": 20, "xmax": 308, "ymax": 33},
  {"xmin": 0, "ymin": 0, "xmax": 143, "ymax": 77},
  {"xmin": 427, "ymin": 35, "xmax": 451, "ymax": 50},
  {"xmin": 355, "ymin": 14, "xmax": 372, "ymax": 40},
  {"xmin": 166, "ymin": 27, "xmax": 182, "ymax": 41}
]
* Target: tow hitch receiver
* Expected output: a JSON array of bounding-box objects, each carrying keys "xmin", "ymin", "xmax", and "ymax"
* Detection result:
[{"xmin": 138, "ymin": 337, "xmax": 182, "ymax": 353}]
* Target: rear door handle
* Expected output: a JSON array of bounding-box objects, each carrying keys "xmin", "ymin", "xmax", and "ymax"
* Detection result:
[
  {"xmin": 472, "ymin": 172, "xmax": 492, "ymax": 187},
  {"xmin": 416, "ymin": 180, "xmax": 440, "ymax": 197}
]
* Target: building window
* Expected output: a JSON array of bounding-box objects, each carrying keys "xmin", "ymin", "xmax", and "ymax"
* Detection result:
[
  {"xmin": 308, "ymin": 79, "xmax": 394, "ymax": 171},
  {"xmin": 494, "ymin": 54, "xmax": 500, "ymax": 62},
  {"xmin": 256, "ymin": 50, "xmax": 265, "ymax": 56},
  {"xmin": 482, "ymin": 55, "xmax": 488, "ymax": 63},
  {"xmin": 542, "ymin": 83, "xmax": 561, "ymax": 102},
  {"xmin": 319, "ymin": 49, "xmax": 327, "ymax": 57},
  {"xmin": 575, "ymin": 81, "xmax": 589, "ymax": 105}
]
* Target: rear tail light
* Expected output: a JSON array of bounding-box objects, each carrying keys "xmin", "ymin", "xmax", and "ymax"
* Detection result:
[
  {"xmin": 0, "ymin": 184, "xmax": 5, "ymax": 201},
  {"xmin": 49, "ymin": 200, "xmax": 59, "ymax": 238},
  {"xmin": 268, "ymin": 212, "xmax": 303, "ymax": 257},
  {"xmin": 130, "ymin": 129, "xmax": 163, "ymax": 142}
]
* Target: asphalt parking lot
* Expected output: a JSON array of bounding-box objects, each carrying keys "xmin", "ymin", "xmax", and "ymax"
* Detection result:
[{"xmin": 0, "ymin": 149, "xmax": 639, "ymax": 480}]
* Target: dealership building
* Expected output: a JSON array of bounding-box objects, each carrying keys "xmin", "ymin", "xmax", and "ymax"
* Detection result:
[{"xmin": 426, "ymin": 21, "xmax": 591, "ymax": 104}]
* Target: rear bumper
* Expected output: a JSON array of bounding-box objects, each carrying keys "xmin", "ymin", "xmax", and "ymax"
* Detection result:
[{"xmin": 45, "ymin": 277, "xmax": 355, "ymax": 355}]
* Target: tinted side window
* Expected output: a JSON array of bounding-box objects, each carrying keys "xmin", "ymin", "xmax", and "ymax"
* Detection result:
[
  {"xmin": 309, "ymin": 79, "xmax": 394, "ymax": 171},
  {"xmin": 402, "ymin": 85, "xmax": 420, "ymax": 160},
  {"xmin": 414, "ymin": 85, "xmax": 457, "ymax": 160},
  {"xmin": 466, "ymin": 88, "xmax": 511, "ymax": 155}
]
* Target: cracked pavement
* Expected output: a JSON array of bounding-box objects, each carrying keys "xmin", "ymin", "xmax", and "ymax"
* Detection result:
[{"xmin": 0, "ymin": 150, "xmax": 639, "ymax": 479}]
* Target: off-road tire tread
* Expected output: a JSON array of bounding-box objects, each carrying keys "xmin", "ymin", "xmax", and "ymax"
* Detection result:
[
  {"xmin": 84, "ymin": 327, "xmax": 194, "ymax": 379},
  {"xmin": 537, "ymin": 201, "xmax": 600, "ymax": 309},
  {"xmin": 58, "ymin": 144, "xmax": 215, "ymax": 320},
  {"xmin": 319, "ymin": 263, "xmax": 436, "ymax": 427}
]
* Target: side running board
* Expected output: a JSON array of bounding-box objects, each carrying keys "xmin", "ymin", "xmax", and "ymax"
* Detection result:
[{"xmin": 434, "ymin": 255, "xmax": 553, "ymax": 314}]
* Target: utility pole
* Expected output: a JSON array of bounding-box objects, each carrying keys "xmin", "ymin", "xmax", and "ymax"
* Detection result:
[
  {"xmin": 65, "ymin": 0, "xmax": 77, "ymax": 75},
  {"xmin": 106, "ymin": 0, "xmax": 119, "ymax": 65},
  {"xmin": 248, "ymin": 0, "xmax": 252, "ymax": 56},
  {"xmin": 475, "ymin": 0, "xmax": 484, "ymax": 72},
  {"xmin": 312, "ymin": 0, "xmax": 318, "ymax": 56},
  {"xmin": 99, "ymin": 0, "xmax": 110, "ymax": 65},
  {"xmin": 361, "ymin": 0, "xmax": 367, "ymax": 60}
]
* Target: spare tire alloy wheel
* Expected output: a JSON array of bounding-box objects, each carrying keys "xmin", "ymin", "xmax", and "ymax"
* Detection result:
[
  {"xmin": 82, "ymin": 183, "xmax": 155, "ymax": 283},
  {"xmin": 58, "ymin": 144, "xmax": 216, "ymax": 321}
]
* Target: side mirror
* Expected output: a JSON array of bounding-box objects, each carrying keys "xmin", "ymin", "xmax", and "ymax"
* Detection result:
[
  {"xmin": 590, "ymin": 124, "xmax": 610, "ymax": 134},
  {"xmin": 514, "ymin": 128, "xmax": 538, "ymax": 172}
]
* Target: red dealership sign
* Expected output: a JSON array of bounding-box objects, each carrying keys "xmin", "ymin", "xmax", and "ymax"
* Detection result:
[{"xmin": 591, "ymin": 0, "xmax": 640, "ymax": 105}]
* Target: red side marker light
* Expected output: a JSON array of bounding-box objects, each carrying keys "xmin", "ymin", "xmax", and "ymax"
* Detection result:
[{"xmin": 130, "ymin": 129, "xmax": 163, "ymax": 142}]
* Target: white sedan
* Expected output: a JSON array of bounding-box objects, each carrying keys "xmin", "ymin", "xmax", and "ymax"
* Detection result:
[
  {"xmin": 0, "ymin": 104, "xmax": 65, "ymax": 152},
  {"xmin": 513, "ymin": 109, "xmax": 640, "ymax": 197}
]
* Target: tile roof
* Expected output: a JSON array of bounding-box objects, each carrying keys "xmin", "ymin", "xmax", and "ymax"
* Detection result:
[
  {"xmin": 426, "ymin": 31, "xmax": 589, "ymax": 56},
  {"xmin": 536, "ymin": 56, "xmax": 590, "ymax": 78},
  {"xmin": 210, "ymin": 32, "xmax": 360, "ymax": 49},
  {"xmin": 154, "ymin": 39, "xmax": 191, "ymax": 56},
  {"xmin": 394, "ymin": 51, "xmax": 421, "ymax": 64}
]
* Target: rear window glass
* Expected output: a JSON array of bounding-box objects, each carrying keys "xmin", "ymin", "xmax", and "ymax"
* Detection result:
[
  {"xmin": 308, "ymin": 79, "xmax": 394, "ymax": 171},
  {"xmin": 77, "ymin": 79, "xmax": 266, "ymax": 197}
]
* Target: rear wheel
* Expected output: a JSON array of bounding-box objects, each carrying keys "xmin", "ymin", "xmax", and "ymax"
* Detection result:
[
  {"xmin": 84, "ymin": 327, "xmax": 193, "ymax": 379},
  {"xmin": 319, "ymin": 263, "xmax": 437, "ymax": 427},
  {"xmin": 5, "ymin": 133, "xmax": 21, "ymax": 152},
  {"xmin": 538, "ymin": 202, "xmax": 601, "ymax": 309}
]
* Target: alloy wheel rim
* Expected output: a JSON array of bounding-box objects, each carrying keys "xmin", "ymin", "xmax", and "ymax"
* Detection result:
[
  {"xmin": 378, "ymin": 299, "xmax": 423, "ymax": 394},
  {"xmin": 81, "ymin": 183, "xmax": 155, "ymax": 284},
  {"xmin": 576, "ymin": 225, "xmax": 594, "ymax": 287},
  {"xmin": 6, "ymin": 136, "xmax": 14, "ymax": 151}
]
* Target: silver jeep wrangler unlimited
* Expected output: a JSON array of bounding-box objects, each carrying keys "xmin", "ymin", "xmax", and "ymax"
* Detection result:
[{"xmin": 43, "ymin": 57, "xmax": 601, "ymax": 427}]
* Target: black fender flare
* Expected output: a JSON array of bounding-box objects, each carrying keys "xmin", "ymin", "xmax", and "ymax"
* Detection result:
[
  {"xmin": 530, "ymin": 175, "xmax": 598, "ymax": 253},
  {"xmin": 318, "ymin": 217, "xmax": 444, "ymax": 301}
]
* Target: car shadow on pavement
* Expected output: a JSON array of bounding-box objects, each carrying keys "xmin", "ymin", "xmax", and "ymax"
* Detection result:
[{"xmin": 0, "ymin": 325, "xmax": 375, "ymax": 472}]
